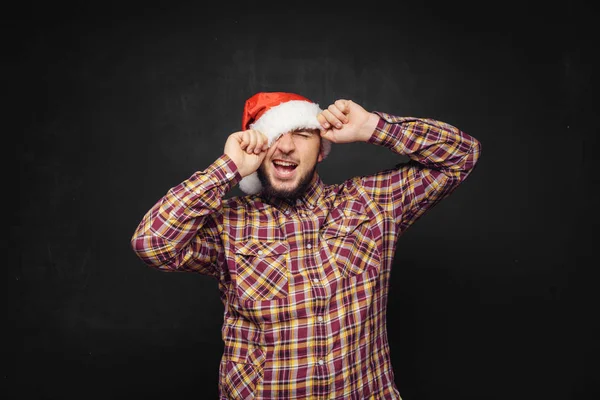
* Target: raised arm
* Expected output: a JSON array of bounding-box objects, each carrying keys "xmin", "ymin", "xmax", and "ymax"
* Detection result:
[
  {"xmin": 130, "ymin": 129, "xmax": 270, "ymax": 277},
  {"xmin": 130, "ymin": 155, "xmax": 238, "ymax": 277},
  {"xmin": 318, "ymin": 100, "xmax": 482, "ymax": 231}
]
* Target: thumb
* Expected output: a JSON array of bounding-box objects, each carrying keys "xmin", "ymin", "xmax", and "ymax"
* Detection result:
[{"xmin": 320, "ymin": 128, "xmax": 335, "ymax": 142}]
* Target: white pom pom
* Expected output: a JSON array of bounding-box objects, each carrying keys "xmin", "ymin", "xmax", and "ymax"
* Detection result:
[{"xmin": 238, "ymin": 172, "xmax": 262, "ymax": 195}]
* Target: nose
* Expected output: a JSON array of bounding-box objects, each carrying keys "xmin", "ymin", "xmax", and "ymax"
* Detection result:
[{"xmin": 275, "ymin": 132, "xmax": 296, "ymax": 153}]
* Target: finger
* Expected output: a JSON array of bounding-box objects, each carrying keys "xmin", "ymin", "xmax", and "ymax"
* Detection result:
[
  {"xmin": 253, "ymin": 131, "xmax": 265, "ymax": 154},
  {"xmin": 317, "ymin": 113, "xmax": 330, "ymax": 130},
  {"xmin": 321, "ymin": 109, "xmax": 343, "ymax": 129},
  {"xmin": 247, "ymin": 130, "xmax": 258, "ymax": 154},
  {"xmin": 258, "ymin": 131, "xmax": 269, "ymax": 152},
  {"xmin": 320, "ymin": 128, "xmax": 334, "ymax": 142},
  {"xmin": 256, "ymin": 147, "xmax": 268, "ymax": 163},
  {"xmin": 334, "ymin": 99, "xmax": 351, "ymax": 117},
  {"xmin": 240, "ymin": 131, "xmax": 249, "ymax": 150},
  {"xmin": 328, "ymin": 103, "xmax": 348, "ymax": 124}
]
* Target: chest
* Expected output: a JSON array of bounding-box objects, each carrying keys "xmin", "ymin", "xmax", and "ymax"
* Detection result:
[{"xmin": 222, "ymin": 198, "xmax": 387, "ymax": 324}]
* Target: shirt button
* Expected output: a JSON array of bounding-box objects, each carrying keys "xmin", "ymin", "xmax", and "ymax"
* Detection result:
[
  {"xmin": 301, "ymin": 213, "xmax": 306, "ymax": 217},
  {"xmin": 318, "ymin": 316, "xmax": 324, "ymax": 322},
  {"xmin": 318, "ymin": 359, "xmax": 324, "ymax": 366},
  {"xmin": 285, "ymin": 210, "xmax": 290, "ymax": 215},
  {"xmin": 225, "ymin": 172, "xmax": 234, "ymax": 179},
  {"xmin": 344, "ymin": 226, "xmax": 351, "ymax": 232},
  {"xmin": 296, "ymin": 199, "xmax": 302, "ymax": 206},
  {"xmin": 313, "ymin": 278, "xmax": 319, "ymax": 284},
  {"xmin": 307, "ymin": 243, "xmax": 312, "ymax": 249}
]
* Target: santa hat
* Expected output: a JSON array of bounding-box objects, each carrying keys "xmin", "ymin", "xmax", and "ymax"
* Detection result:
[{"xmin": 238, "ymin": 92, "xmax": 332, "ymax": 195}]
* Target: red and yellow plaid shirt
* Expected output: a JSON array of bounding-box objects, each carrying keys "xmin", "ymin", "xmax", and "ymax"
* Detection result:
[{"xmin": 131, "ymin": 112, "xmax": 481, "ymax": 399}]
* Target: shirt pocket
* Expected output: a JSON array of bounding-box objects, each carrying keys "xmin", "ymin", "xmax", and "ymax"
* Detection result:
[
  {"xmin": 321, "ymin": 205, "xmax": 381, "ymax": 278},
  {"xmin": 219, "ymin": 359, "xmax": 261, "ymax": 400},
  {"xmin": 234, "ymin": 240, "xmax": 290, "ymax": 302}
]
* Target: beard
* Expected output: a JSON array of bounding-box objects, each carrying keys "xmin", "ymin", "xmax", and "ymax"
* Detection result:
[{"xmin": 257, "ymin": 162, "xmax": 318, "ymax": 200}]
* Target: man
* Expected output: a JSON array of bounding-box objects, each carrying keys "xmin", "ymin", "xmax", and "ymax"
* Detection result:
[{"xmin": 131, "ymin": 92, "xmax": 481, "ymax": 399}]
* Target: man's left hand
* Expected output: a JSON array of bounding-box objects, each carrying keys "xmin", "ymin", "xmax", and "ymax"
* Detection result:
[{"xmin": 317, "ymin": 99, "xmax": 380, "ymax": 144}]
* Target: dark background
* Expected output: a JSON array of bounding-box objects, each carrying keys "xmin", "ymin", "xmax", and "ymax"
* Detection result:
[{"xmin": 7, "ymin": 1, "xmax": 598, "ymax": 399}]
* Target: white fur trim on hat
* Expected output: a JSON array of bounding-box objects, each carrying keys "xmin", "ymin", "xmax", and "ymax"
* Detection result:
[
  {"xmin": 238, "ymin": 100, "xmax": 332, "ymax": 195},
  {"xmin": 250, "ymin": 100, "xmax": 322, "ymax": 145}
]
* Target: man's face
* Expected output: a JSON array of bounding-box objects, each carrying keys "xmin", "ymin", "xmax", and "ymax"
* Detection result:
[{"xmin": 257, "ymin": 129, "xmax": 323, "ymax": 199}]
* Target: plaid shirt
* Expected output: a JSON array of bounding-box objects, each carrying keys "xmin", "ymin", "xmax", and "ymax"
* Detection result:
[{"xmin": 131, "ymin": 112, "xmax": 481, "ymax": 399}]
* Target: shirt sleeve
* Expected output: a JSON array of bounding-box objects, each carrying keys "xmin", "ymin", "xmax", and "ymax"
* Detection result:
[
  {"xmin": 359, "ymin": 112, "xmax": 482, "ymax": 232},
  {"xmin": 130, "ymin": 154, "xmax": 241, "ymax": 278}
]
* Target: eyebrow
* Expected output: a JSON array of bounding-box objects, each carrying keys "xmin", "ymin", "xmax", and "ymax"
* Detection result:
[{"xmin": 292, "ymin": 129, "xmax": 319, "ymax": 135}]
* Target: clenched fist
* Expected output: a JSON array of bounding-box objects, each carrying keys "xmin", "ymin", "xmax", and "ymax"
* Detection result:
[
  {"xmin": 224, "ymin": 129, "xmax": 269, "ymax": 178},
  {"xmin": 317, "ymin": 99, "xmax": 380, "ymax": 144}
]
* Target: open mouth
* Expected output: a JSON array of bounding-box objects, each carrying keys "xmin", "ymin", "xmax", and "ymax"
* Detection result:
[{"xmin": 272, "ymin": 160, "xmax": 298, "ymax": 178}]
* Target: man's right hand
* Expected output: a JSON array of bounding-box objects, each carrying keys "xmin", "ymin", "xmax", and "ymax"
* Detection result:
[{"xmin": 224, "ymin": 129, "xmax": 269, "ymax": 178}]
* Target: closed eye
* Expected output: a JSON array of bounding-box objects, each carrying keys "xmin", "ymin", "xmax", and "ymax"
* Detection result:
[{"xmin": 293, "ymin": 132, "xmax": 313, "ymax": 138}]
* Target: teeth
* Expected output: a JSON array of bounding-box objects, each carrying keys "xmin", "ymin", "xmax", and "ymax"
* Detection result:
[{"xmin": 273, "ymin": 161, "xmax": 297, "ymax": 167}]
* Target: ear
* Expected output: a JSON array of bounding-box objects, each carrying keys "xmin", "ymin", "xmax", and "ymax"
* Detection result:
[{"xmin": 317, "ymin": 136, "xmax": 325, "ymax": 163}]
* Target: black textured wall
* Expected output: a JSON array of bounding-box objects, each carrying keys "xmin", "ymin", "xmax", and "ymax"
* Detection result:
[{"xmin": 8, "ymin": 1, "xmax": 598, "ymax": 399}]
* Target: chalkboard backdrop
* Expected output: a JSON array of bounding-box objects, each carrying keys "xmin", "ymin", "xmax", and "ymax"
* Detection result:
[{"xmin": 9, "ymin": 1, "xmax": 597, "ymax": 399}]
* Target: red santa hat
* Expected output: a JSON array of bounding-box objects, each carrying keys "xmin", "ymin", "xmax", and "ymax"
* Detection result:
[{"xmin": 238, "ymin": 91, "xmax": 332, "ymax": 195}]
